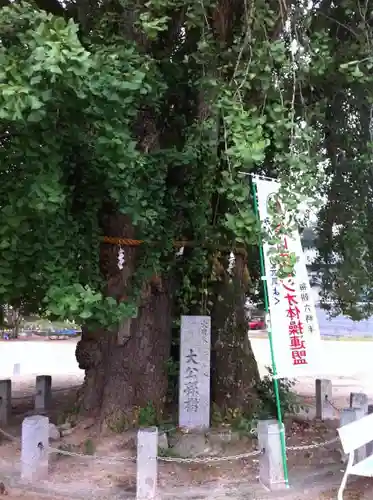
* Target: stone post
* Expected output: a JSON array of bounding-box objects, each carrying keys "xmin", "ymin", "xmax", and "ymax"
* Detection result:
[
  {"xmin": 348, "ymin": 394, "xmax": 368, "ymax": 461},
  {"xmin": 340, "ymin": 408, "xmax": 365, "ymax": 462},
  {"xmin": 257, "ymin": 419, "xmax": 287, "ymax": 491},
  {"xmin": 21, "ymin": 415, "xmax": 49, "ymax": 481},
  {"xmin": 367, "ymin": 404, "xmax": 373, "ymax": 457},
  {"xmin": 136, "ymin": 427, "xmax": 158, "ymax": 500},
  {"xmin": 179, "ymin": 316, "xmax": 210, "ymax": 429},
  {"xmin": 315, "ymin": 379, "xmax": 333, "ymax": 420},
  {"xmin": 0, "ymin": 379, "xmax": 11, "ymax": 425},
  {"xmin": 34, "ymin": 376, "xmax": 52, "ymax": 412},
  {"xmin": 350, "ymin": 392, "xmax": 368, "ymax": 414},
  {"xmin": 13, "ymin": 363, "xmax": 21, "ymax": 376}
]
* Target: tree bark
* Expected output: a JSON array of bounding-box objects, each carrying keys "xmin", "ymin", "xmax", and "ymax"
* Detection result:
[
  {"xmin": 75, "ymin": 212, "xmax": 174, "ymax": 426},
  {"xmin": 72, "ymin": 0, "xmax": 170, "ymax": 422},
  {"xmin": 211, "ymin": 252, "xmax": 260, "ymax": 414}
]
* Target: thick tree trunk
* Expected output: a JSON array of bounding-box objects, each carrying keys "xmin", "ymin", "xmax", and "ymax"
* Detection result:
[
  {"xmin": 73, "ymin": 9, "xmax": 170, "ymax": 422},
  {"xmin": 211, "ymin": 253, "xmax": 260, "ymax": 414},
  {"xmin": 75, "ymin": 212, "xmax": 173, "ymax": 426},
  {"xmin": 76, "ymin": 285, "xmax": 173, "ymax": 426}
]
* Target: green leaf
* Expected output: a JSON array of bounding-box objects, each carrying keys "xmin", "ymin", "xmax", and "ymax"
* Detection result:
[{"xmin": 80, "ymin": 310, "xmax": 93, "ymax": 319}]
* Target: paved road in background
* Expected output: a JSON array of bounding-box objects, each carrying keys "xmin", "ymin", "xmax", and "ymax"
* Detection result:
[
  {"xmin": 0, "ymin": 339, "xmax": 80, "ymax": 377},
  {"xmin": 315, "ymin": 307, "xmax": 373, "ymax": 337},
  {"xmin": 251, "ymin": 338, "xmax": 373, "ymax": 377},
  {"xmin": 1, "ymin": 337, "xmax": 372, "ymax": 379},
  {"xmin": 252, "ymin": 337, "xmax": 373, "ymax": 403},
  {"xmin": 1, "ymin": 337, "xmax": 373, "ymax": 399}
]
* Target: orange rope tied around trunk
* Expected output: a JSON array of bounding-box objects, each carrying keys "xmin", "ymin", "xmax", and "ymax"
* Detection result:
[
  {"xmin": 102, "ymin": 236, "xmax": 187, "ymax": 248},
  {"xmin": 102, "ymin": 236, "xmax": 247, "ymax": 255},
  {"xmin": 102, "ymin": 236, "xmax": 144, "ymax": 246}
]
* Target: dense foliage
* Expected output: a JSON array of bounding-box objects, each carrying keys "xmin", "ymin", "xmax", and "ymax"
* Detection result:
[
  {"xmin": 314, "ymin": 4, "xmax": 373, "ymax": 319},
  {"xmin": 0, "ymin": 0, "xmax": 329, "ymax": 326},
  {"xmin": 0, "ymin": 2, "xmax": 165, "ymax": 324},
  {"xmin": 1, "ymin": 0, "xmax": 373, "ymax": 420},
  {"xmin": 0, "ymin": 0, "xmax": 371, "ymax": 329}
]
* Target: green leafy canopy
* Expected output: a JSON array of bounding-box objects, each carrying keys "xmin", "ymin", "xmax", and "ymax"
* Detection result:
[
  {"xmin": 0, "ymin": 0, "xmax": 368, "ymax": 325},
  {"xmin": 0, "ymin": 2, "xmax": 164, "ymax": 325}
]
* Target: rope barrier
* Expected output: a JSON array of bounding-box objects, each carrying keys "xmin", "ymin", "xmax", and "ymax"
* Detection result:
[
  {"xmin": 0, "ymin": 425, "xmax": 339, "ymax": 464},
  {"xmin": 0, "ymin": 427, "xmax": 20, "ymax": 442},
  {"xmin": 325, "ymin": 396, "xmax": 343, "ymax": 413},
  {"xmin": 158, "ymin": 449, "xmax": 262, "ymax": 463},
  {"xmin": 286, "ymin": 436, "xmax": 339, "ymax": 452},
  {"xmin": 11, "ymin": 385, "xmax": 81, "ymax": 402},
  {"xmin": 48, "ymin": 445, "xmax": 136, "ymax": 464},
  {"xmin": 158, "ymin": 436, "xmax": 339, "ymax": 463},
  {"xmin": 0, "ymin": 428, "xmax": 135, "ymax": 464}
]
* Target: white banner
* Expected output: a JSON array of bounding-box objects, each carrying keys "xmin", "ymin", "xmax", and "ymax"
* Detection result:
[{"xmin": 254, "ymin": 176, "xmax": 321, "ymax": 378}]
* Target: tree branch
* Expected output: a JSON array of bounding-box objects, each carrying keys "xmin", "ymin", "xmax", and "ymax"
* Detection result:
[{"xmin": 34, "ymin": 0, "xmax": 65, "ymax": 16}]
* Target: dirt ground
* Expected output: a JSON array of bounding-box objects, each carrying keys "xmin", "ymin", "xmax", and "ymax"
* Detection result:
[
  {"xmin": 2, "ymin": 338, "xmax": 373, "ymax": 498},
  {"xmin": 0, "ymin": 389, "xmax": 370, "ymax": 500}
]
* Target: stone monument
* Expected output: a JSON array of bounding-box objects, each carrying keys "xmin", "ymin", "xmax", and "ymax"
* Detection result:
[{"xmin": 179, "ymin": 315, "xmax": 211, "ymax": 430}]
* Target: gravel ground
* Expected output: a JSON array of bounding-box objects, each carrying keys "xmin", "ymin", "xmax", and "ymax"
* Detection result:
[{"xmin": 1, "ymin": 338, "xmax": 373, "ymax": 499}]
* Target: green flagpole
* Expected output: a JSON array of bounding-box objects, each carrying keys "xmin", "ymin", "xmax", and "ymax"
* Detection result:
[{"xmin": 251, "ymin": 178, "xmax": 289, "ymax": 488}]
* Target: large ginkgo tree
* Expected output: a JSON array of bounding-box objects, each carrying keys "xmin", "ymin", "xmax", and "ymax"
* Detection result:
[{"xmin": 0, "ymin": 0, "xmax": 368, "ymax": 423}]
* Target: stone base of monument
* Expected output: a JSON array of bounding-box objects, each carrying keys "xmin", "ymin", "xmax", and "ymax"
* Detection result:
[
  {"xmin": 115, "ymin": 427, "xmax": 251, "ymax": 461},
  {"xmin": 168, "ymin": 428, "xmax": 250, "ymax": 458},
  {"xmin": 115, "ymin": 429, "xmax": 169, "ymax": 454}
]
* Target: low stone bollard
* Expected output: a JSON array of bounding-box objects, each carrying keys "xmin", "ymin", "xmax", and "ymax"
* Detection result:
[
  {"xmin": 348, "ymin": 393, "xmax": 368, "ymax": 460},
  {"xmin": 35, "ymin": 376, "xmax": 52, "ymax": 412},
  {"xmin": 366, "ymin": 404, "xmax": 373, "ymax": 456},
  {"xmin": 13, "ymin": 363, "xmax": 21, "ymax": 376},
  {"xmin": 21, "ymin": 415, "xmax": 49, "ymax": 481},
  {"xmin": 136, "ymin": 427, "xmax": 158, "ymax": 500},
  {"xmin": 315, "ymin": 379, "xmax": 333, "ymax": 420},
  {"xmin": 257, "ymin": 419, "xmax": 287, "ymax": 491},
  {"xmin": 340, "ymin": 408, "xmax": 366, "ymax": 462},
  {"xmin": 350, "ymin": 392, "xmax": 368, "ymax": 414},
  {"xmin": 0, "ymin": 375, "xmax": 54, "ymax": 424},
  {"xmin": 0, "ymin": 379, "xmax": 11, "ymax": 426}
]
